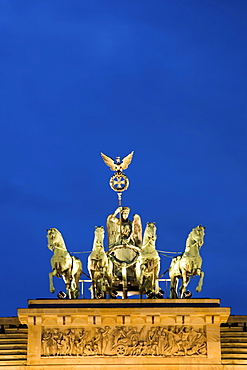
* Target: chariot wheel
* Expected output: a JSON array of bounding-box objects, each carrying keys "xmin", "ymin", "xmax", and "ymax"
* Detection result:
[{"xmin": 116, "ymin": 344, "xmax": 126, "ymax": 356}]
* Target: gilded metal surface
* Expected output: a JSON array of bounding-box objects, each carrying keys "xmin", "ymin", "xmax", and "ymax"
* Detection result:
[
  {"xmin": 96, "ymin": 152, "xmax": 163, "ymax": 299},
  {"xmin": 101, "ymin": 152, "xmax": 134, "ymax": 205},
  {"xmin": 87, "ymin": 226, "xmax": 111, "ymax": 299},
  {"xmin": 106, "ymin": 207, "xmax": 142, "ymax": 248},
  {"xmin": 109, "ymin": 173, "xmax": 129, "ymax": 192},
  {"xmin": 101, "ymin": 151, "xmax": 134, "ymax": 172},
  {"xmin": 47, "ymin": 228, "xmax": 82, "ymax": 299},
  {"xmin": 136, "ymin": 222, "xmax": 161, "ymax": 297},
  {"xmin": 169, "ymin": 225, "xmax": 206, "ymax": 299},
  {"xmin": 87, "ymin": 214, "xmax": 162, "ymax": 299}
]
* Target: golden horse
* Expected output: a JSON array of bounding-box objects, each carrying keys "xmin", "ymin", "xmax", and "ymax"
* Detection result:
[
  {"xmin": 136, "ymin": 222, "xmax": 161, "ymax": 298},
  {"xmin": 169, "ymin": 225, "xmax": 206, "ymax": 299},
  {"xmin": 87, "ymin": 226, "xmax": 112, "ymax": 299},
  {"xmin": 47, "ymin": 228, "xmax": 82, "ymax": 299}
]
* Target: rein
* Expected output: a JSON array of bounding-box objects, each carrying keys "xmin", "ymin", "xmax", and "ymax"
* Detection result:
[{"xmin": 48, "ymin": 243, "xmax": 68, "ymax": 252}]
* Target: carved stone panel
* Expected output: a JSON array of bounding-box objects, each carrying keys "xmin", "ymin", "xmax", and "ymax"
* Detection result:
[{"xmin": 41, "ymin": 325, "xmax": 207, "ymax": 357}]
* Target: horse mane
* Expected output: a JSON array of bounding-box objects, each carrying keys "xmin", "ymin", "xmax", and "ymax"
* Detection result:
[
  {"xmin": 186, "ymin": 225, "xmax": 205, "ymax": 248},
  {"xmin": 142, "ymin": 222, "xmax": 156, "ymax": 248},
  {"xmin": 93, "ymin": 226, "xmax": 104, "ymax": 250},
  {"xmin": 47, "ymin": 228, "xmax": 66, "ymax": 250}
]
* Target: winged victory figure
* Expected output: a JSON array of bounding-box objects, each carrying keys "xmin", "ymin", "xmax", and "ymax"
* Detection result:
[{"xmin": 106, "ymin": 206, "xmax": 142, "ymax": 248}]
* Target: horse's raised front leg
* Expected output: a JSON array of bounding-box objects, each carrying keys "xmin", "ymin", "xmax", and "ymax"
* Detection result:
[
  {"xmin": 49, "ymin": 270, "xmax": 56, "ymax": 293},
  {"xmin": 196, "ymin": 269, "xmax": 204, "ymax": 292}
]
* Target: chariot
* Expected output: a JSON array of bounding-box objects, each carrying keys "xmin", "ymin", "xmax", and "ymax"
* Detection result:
[
  {"xmin": 87, "ymin": 210, "xmax": 162, "ymax": 300},
  {"xmin": 106, "ymin": 244, "xmax": 142, "ymax": 299}
]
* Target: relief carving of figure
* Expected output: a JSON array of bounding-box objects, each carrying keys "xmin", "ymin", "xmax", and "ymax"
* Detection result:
[
  {"xmin": 101, "ymin": 326, "xmax": 112, "ymax": 355},
  {"xmin": 181, "ymin": 326, "xmax": 190, "ymax": 355},
  {"xmin": 93, "ymin": 327, "xmax": 105, "ymax": 355},
  {"xmin": 84, "ymin": 342, "xmax": 95, "ymax": 356},
  {"xmin": 42, "ymin": 329, "xmax": 53, "ymax": 356},
  {"xmin": 74, "ymin": 328, "xmax": 86, "ymax": 356},
  {"xmin": 163, "ymin": 326, "xmax": 177, "ymax": 356},
  {"xmin": 187, "ymin": 328, "xmax": 207, "ymax": 355},
  {"xmin": 173, "ymin": 326, "xmax": 184, "ymax": 355},
  {"xmin": 41, "ymin": 325, "xmax": 207, "ymax": 358}
]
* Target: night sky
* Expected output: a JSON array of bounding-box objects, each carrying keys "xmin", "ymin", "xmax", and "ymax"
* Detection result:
[{"xmin": 0, "ymin": 1, "xmax": 246, "ymax": 317}]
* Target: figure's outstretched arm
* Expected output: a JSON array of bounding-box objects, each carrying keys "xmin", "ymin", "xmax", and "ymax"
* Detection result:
[{"xmin": 113, "ymin": 207, "xmax": 122, "ymax": 216}]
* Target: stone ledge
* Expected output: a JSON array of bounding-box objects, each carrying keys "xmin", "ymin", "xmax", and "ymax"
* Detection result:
[{"xmin": 28, "ymin": 298, "xmax": 221, "ymax": 309}]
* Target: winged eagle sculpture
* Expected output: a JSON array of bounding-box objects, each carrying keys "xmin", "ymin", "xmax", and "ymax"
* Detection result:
[{"xmin": 101, "ymin": 151, "xmax": 134, "ymax": 173}]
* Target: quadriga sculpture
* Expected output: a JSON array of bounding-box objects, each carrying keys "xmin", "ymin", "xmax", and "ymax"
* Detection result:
[
  {"xmin": 47, "ymin": 228, "xmax": 82, "ymax": 299},
  {"xmin": 136, "ymin": 222, "xmax": 161, "ymax": 298},
  {"xmin": 88, "ymin": 226, "xmax": 111, "ymax": 299},
  {"xmin": 169, "ymin": 225, "xmax": 206, "ymax": 299}
]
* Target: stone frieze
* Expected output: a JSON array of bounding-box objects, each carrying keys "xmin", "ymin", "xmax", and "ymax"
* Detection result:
[{"xmin": 41, "ymin": 325, "xmax": 207, "ymax": 357}]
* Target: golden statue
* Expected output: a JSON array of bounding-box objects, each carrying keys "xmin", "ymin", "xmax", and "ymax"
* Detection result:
[
  {"xmin": 169, "ymin": 225, "xmax": 206, "ymax": 299},
  {"xmin": 101, "ymin": 152, "xmax": 134, "ymax": 205},
  {"xmin": 101, "ymin": 151, "xmax": 134, "ymax": 173},
  {"xmin": 91, "ymin": 151, "xmax": 163, "ymax": 299},
  {"xmin": 87, "ymin": 226, "xmax": 112, "ymax": 299},
  {"xmin": 136, "ymin": 222, "xmax": 161, "ymax": 298},
  {"xmin": 106, "ymin": 206, "xmax": 142, "ymax": 248},
  {"xmin": 106, "ymin": 206, "xmax": 142, "ymax": 298},
  {"xmin": 47, "ymin": 228, "xmax": 82, "ymax": 299}
]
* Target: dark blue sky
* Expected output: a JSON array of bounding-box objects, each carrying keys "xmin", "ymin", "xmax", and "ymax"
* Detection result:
[{"xmin": 0, "ymin": 1, "xmax": 246, "ymax": 316}]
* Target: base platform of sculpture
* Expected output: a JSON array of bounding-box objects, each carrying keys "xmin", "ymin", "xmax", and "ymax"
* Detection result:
[{"xmin": 18, "ymin": 298, "xmax": 229, "ymax": 369}]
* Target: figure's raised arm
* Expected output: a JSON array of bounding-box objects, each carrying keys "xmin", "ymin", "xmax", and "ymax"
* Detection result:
[
  {"xmin": 108, "ymin": 207, "xmax": 122, "ymax": 223},
  {"xmin": 113, "ymin": 207, "xmax": 122, "ymax": 217}
]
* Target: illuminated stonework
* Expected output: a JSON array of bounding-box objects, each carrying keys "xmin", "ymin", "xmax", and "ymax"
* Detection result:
[
  {"xmin": 41, "ymin": 325, "xmax": 207, "ymax": 357},
  {"xmin": 17, "ymin": 298, "xmax": 230, "ymax": 368}
]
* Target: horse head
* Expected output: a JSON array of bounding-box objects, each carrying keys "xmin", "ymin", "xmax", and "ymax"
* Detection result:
[
  {"xmin": 142, "ymin": 222, "xmax": 157, "ymax": 248},
  {"xmin": 93, "ymin": 226, "xmax": 105, "ymax": 248},
  {"xmin": 188, "ymin": 225, "xmax": 206, "ymax": 247},
  {"xmin": 94, "ymin": 226, "xmax": 104, "ymax": 239},
  {"xmin": 46, "ymin": 228, "xmax": 65, "ymax": 251}
]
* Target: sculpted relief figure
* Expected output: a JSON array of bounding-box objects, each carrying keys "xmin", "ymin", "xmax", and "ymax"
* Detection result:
[
  {"xmin": 42, "ymin": 329, "xmax": 53, "ymax": 356},
  {"xmin": 41, "ymin": 325, "xmax": 207, "ymax": 357},
  {"xmin": 187, "ymin": 328, "xmax": 207, "ymax": 355}
]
